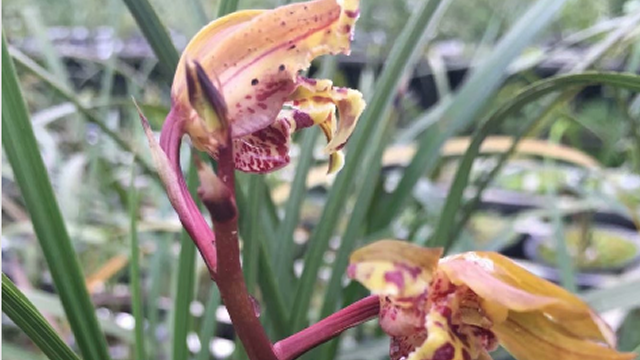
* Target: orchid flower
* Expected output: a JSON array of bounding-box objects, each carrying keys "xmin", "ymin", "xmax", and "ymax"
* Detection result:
[
  {"xmin": 348, "ymin": 240, "xmax": 636, "ymax": 360},
  {"xmin": 139, "ymin": 0, "xmax": 364, "ymax": 276},
  {"xmin": 168, "ymin": 0, "xmax": 365, "ymax": 175}
]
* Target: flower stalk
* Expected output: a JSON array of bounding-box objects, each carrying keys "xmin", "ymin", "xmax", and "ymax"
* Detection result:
[{"xmin": 273, "ymin": 295, "xmax": 380, "ymax": 360}]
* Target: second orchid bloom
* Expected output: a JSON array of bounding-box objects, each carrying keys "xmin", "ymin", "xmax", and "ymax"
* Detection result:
[{"xmin": 348, "ymin": 240, "xmax": 636, "ymax": 360}]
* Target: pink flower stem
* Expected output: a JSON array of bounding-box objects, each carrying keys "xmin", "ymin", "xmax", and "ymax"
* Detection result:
[{"xmin": 273, "ymin": 295, "xmax": 380, "ymax": 360}]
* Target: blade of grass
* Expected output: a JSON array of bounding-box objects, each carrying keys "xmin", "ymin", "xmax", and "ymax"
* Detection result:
[
  {"xmin": 2, "ymin": 343, "xmax": 47, "ymax": 360},
  {"xmin": 289, "ymin": 0, "xmax": 448, "ymax": 332},
  {"xmin": 317, "ymin": 109, "xmax": 393, "ymax": 322},
  {"xmin": 129, "ymin": 169, "xmax": 147, "ymax": 360},
  {"xmin": 171, "ymin": 160, "xmax": 199, "ymax": 360},
  {"xmin": 2, "ymin": 32, "xmax": 111, "ymax": 360},
  {"xmin": 431, "ymin": 72, "xmax": 640, "ymax": 251},
  {"xmin": 242, "ymin": 174, "xmax": 262, "ymax": 295},
  {"xmin": 21, "ymin": 288, "xmax": 135, "ymax": 343},
  {"xmin": 147, "ymin": 234, "xmax": 171, "ymax": 360},
  {"xmin": 546, "ymin": 121, "xmax": 576, "ymax": 292},
  {"xmin": 9, "ymin": 47, "xmax": 158, "ymax": 180},
  {"xmin": 218, "ymin": 0, "xmax": 240, "ymax": 17},
  {"xmin": 121, "ymin": 0, "xmax": 180, "ymax": 79},
  {"xmin": 2, "ymin": 274, "xmax": 81, "ymax": 360},
  {"xmin": 383, "ymin": 0, "xmax": 570, "ymax": 229},
  {"xmin": 235, "ymin": 180, "xmax": 289, "ymax": 339},
  {"xmin": 196, "ymin": 286, "xmax": 221, "ymax": 360},
  {"xmin": 582, "ymin": 278, "xmax": 640, "ymax": 313},
  {"xmin": 274, "ymin": 58, "xmax": 336, "ymax": 301}
]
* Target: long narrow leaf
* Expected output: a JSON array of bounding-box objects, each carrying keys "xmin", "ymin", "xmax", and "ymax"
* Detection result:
[
  {"xmin": 129, "ymin": 171, "xmax": 147, "ymax": 360},
  {"xmin": 289, "ymin": 0, "xmax": 447, "ymax": 332},
  {"xmin": 196, "ymin": 286, "xmax": 221, "ymax": 360},
  {"xmin": 9, "ymin": 47, "xmax": 158, "ymax": 180},
  {"xmin": 384, "ymin": 0, "xmax": 570, "ymax": 227},
  {"xmin": 2, "ymin": 274, "xmax": 81, "ymax": 360},
  {"xmin": 121, "ymin": 0, "xmax": 180, "ymax": 79},
  {"xmin": 2, "ymin": 32, "xmax": 112, "ymax": 360},
  {"xmin": 431, "ymin": 72, "xmax": 640, "ymax": 250}
]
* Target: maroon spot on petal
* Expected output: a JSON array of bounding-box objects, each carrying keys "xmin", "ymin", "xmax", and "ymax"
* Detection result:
[
  {"xmin": 343, "ymin": 24, "xmax": 351, "ymax": 33},
  {"xmin": 462, "ymin": 349, "xmax": 471, "ymax": 360},
  {"xmin": 345, "ymin": 9, "xmax": 360, "ymax": 18},
  {"xmin": 256, "ymin": 79, "xmax": 293, "ymax": 102},
  {"xmin": 293, "ymin": 110, "xmax": 314, "ymax": 129},
  {"xmin": 257, "ymin": 103, "xmax": 268, "ymax": 110},
  {"xmin": 432, "ymin": 343, "xmax": 455, "ymax": 360},
  {"xmin": 281, "ymin": 21, "xmax": 286, "ymax": 26},
  {"xmin": 245, "ymin": 95, "xmax": 252, "ymax": 100},
  {"xmin": 434, "ymin": 321, "xmax": 444, "ymax": 328},
  {"xmin": 236, "ymin": 103, "xmax": 242, "ymax": 108},
  {"xmin": 288, "ymin": 44, "xmax": 296, "ymax": 50},
  {"xmin": 247, "ymin": 107, "xmax": 255, "ymax": 114},
  {"xmin": 394, "ymin": 263, "xmax": 422, "ymax": 279},
  {"xmin": 384, "ymin": 271, "xmax": 405, "ymax": 289},
  {"xmin": 312, "ymin": 95, "xmax": 333, "ymax": 103}
]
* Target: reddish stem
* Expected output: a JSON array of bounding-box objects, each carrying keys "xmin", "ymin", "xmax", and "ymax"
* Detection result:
[
  {"xmin": 204, "ymin": 141, "xmax": 278, "ymax": 360},
  {"xmin": 273, "ymin": 295, "xmax": 380, "ymax": 360}
]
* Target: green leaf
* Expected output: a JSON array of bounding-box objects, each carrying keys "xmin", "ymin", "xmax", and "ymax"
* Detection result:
[
  {"xmin": 129, "ymin": 170, "xmax": 147, "ymax": 360},
  {"xmin": 9, "ymin": 47, "xmax": 158, "ymax": 180},
  {"xmin": 196, "ymin": 286, "xmax": 221, "ymax": 360},
  {"xmin": 616, "ymin": 309, "xmax": 640, "ymax": 352},
  {"xmin": 289, "ymin": 0, "xmax": 449, "ymax": 332},
  {"xmin": 275, "ymin": 128, "xmax": 318, "ymax": 301},
  {"xmin": 583, "ymin": 278, "xmax": 640, "ymax": 313},
  {"xmin": 2, "ymin": 32, "xmax": 112, "ymax": 360},
  {"xmin": 431, "ymin": 72, "xmax": 640, "ymax": 251},
  {"xmin": 384, "ymin": 0, "xmax": 571, "ymax": 227},
  {"xmin": 218, "ymin": 0, "xmax": 239, "ymax": 17},
  {"xmin": 121, "ymin": 0, "xmax": 180, "ymax": 80},
  {"xmin": 235, "ymin": 180, "xmax": 289, "ymax": 339},
  {"xmin": 2, "ymin": 274, "xmax": 81, "ymax": 360},
  {"xmin": 171, "ymin": 161, "xmax": 199, "ymax": 360}
]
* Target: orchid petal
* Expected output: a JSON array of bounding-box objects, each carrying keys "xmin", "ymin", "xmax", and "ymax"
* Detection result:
[
  {"xmin": 173, "ymin": 0, "xmax": 360, "ymax": 139},
  {"xmin": 439, "ymin": 252, "xmax": 616, "ymax": 346},
  {"xmin": 494, "ymin": 311, "xmax": 636, "ymax": 360},
  {"xmin": 289, "ymin": 76, "xmax": 365, "ymax": 173},
  {"xmin": 232, "ymin": 109, "xmax": 293, "ymax": 173},
  {"xmin": 348, "ymin": 240, "xmax": 442, "ymax": 298}
]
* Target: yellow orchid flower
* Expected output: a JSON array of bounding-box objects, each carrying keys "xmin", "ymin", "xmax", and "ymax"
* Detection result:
[
  {"xmin": 348, "ymin": 240, "xmax": 636, "ymax": 360},
  {"xmin": 164, "ymin": 0, "xmax": 365, "ymax": 174}
]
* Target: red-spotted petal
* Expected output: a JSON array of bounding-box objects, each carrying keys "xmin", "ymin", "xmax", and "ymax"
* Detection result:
[
  {"xmin": 348, "ymin": 240, "xmax": 443, "ymax": 298},
  {"xmin": 173, "ymin": 0, "xmax": 360, "ymax": 139}
]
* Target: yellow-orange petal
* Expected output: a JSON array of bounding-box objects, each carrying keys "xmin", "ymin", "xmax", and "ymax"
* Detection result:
[
  {"xmin": 439, "ymin": 252, "xmax": 616, "ymax": 347},
  {"xmin": 348, "ymin": 240, "xmax": 442, "ymax": 298},
  {"xmin": 173, "ymin": 0, "xmax": 360, "ymax": 139},
  {"xmin": 290, "ymin": 77, "xmax": 365, "ymax": 151},
  {"xmin": 494, "ymin": 311, "xmax": 636, "ymax": 360}
]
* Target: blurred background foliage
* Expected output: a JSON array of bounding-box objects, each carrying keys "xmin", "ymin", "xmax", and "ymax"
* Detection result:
[{"xmin": 3, "ymin": 0, "xmax": 640, "ymax": 359}]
